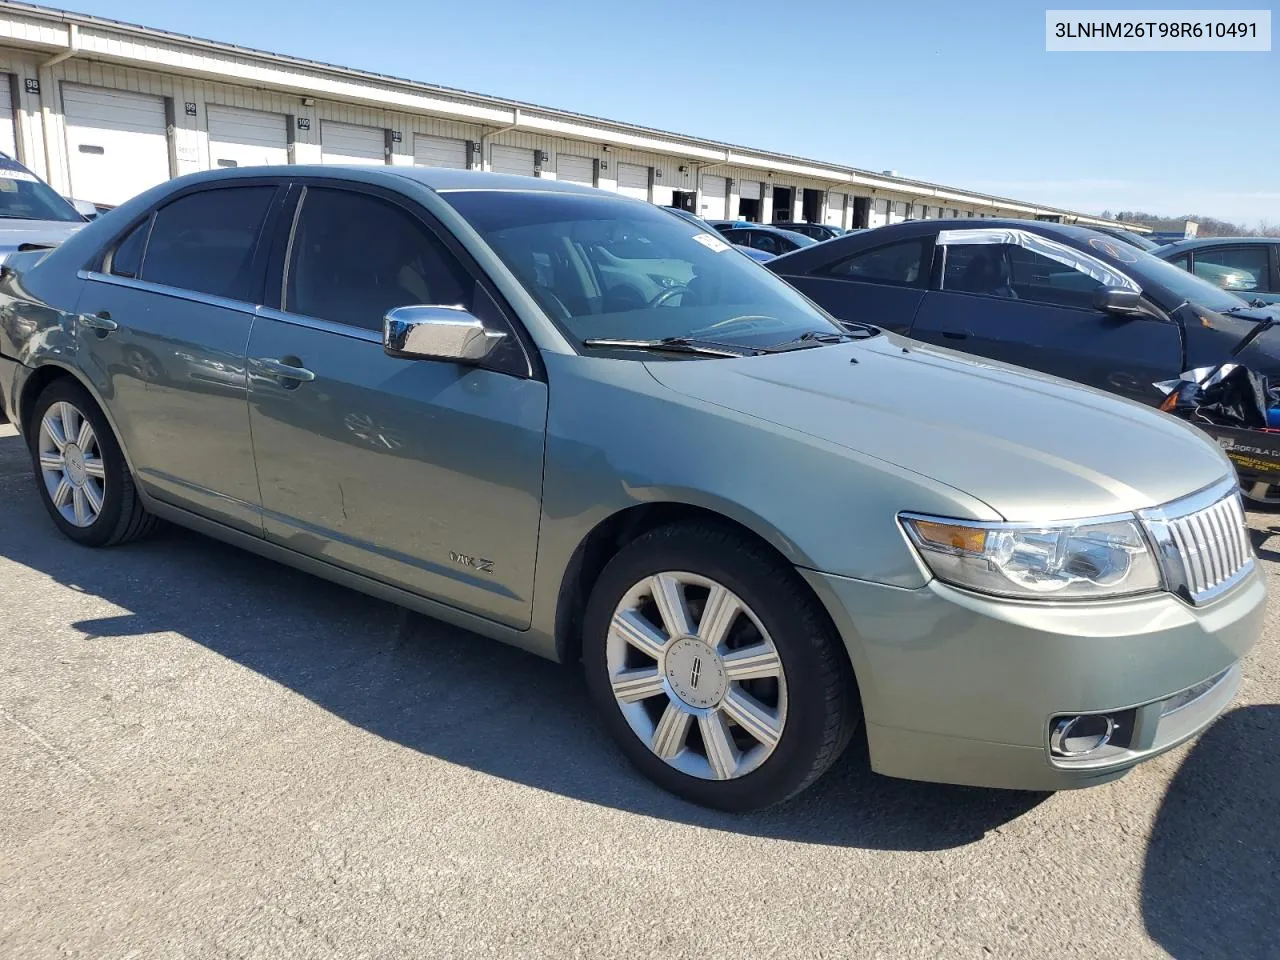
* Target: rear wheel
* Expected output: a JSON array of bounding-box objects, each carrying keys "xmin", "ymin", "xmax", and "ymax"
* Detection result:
[
  {"xmin": 29, "ymin": 379, "xmax": 157, "ymax": 547},
  {"xmin": 583, "ymin": 522, "xmax": 858, "ymax": 811}
]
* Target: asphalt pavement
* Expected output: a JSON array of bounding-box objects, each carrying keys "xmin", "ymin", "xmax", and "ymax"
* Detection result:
[{"xmin": 1, "ymin": 420, "xmax": 1277, "ymax": 959}]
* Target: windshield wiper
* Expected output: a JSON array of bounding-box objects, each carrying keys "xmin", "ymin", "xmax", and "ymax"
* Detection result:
[
  {"xmin": 581, "ymin": 336, "xmax": 758, "ymax": 358},
  {"xmin": 760, "ymin": 327, "xmax": 877, "ymax": 352}
]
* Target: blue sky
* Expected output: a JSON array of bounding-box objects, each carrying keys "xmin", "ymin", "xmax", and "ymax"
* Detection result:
[{"xmin": 55, "ymin": 0, "xmax": 1280, "ymax": 224}]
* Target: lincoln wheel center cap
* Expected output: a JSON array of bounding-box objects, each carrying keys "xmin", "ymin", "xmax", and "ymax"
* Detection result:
[
  {"xmin": 665, "ymin": 637, "xmax": 727, "ymax": 710},
  {"xmin": 63, "ymin": 443, "xmax": 87, "ymax": 486}
]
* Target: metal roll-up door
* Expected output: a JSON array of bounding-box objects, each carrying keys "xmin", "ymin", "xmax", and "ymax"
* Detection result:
[
  {"xmin": 557, "ymin": 154, "xmax": 594, "ymax": 187},
  {"xmin": 63, "ymin": 85, "xmax": 170, "ymax": 207},
  {"xmin": 738, "ymin": 179, "xmax": 761, "ymax": 201},
  {"xmin": 207, "ymin": 104, "xmax": 288, "ymax": 168},
  {"xmin": 698, "ymin": 174, "xmax": 727, "ymax": 221},
  {"xmin": 490, "ymin": 144, "xmax": 535, "ymax": 177},
  {"xmin": 825, "ymin": 192, "xmax": 846, "ymax": 227},
  {"xmin": 0, "ymin": 78, "xmax": 15, "ymax": 159},
  {"xmin": 321, "ymin": 121, "xmax": 385, "ymax": 164},
  {"xmin": 414, "ymin": 133, "xmax": 468, "ymax": 169},
  {"xmin": 617, "ymin": 162, "xmax": 649, "ymax": 201}
]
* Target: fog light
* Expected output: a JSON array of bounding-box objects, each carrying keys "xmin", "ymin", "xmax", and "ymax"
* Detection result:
[{"xmin": 1050, "ymin": 714, "xmax": 1116, "ymax": 757}]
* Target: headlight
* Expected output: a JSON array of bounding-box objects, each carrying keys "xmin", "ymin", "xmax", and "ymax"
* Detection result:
[{"xmin": 900, "ymin": 513, "xmax": 1162, "ymax": 600}]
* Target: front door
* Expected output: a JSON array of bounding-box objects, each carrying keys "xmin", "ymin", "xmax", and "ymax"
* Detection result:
[
  {"xmin": 910, "ymin": 231, "xmax": 1183, "ymax": 404},
  {"xmin": 75, "ymin": 182, "xmax": 282, "ymax": 533},
  {"xmin": 246, "ymin": 185, "xmax": 547, "ymax": 628}
]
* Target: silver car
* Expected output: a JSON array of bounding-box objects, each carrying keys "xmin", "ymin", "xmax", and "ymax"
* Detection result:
[{"xmin": 0, "ymin": 168, "xmax": 1265, "ymax": 811}]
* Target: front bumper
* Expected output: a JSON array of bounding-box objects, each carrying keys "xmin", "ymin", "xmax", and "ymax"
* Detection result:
[{"xmin": 804, "ymin": 564, "xmax": 1266, "ymax": 791}]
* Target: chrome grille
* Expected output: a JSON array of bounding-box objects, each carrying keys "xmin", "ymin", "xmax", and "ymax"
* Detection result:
[{"xmin": 1142, "ymin": 484, "xmax": 1253, "ymax": 605}]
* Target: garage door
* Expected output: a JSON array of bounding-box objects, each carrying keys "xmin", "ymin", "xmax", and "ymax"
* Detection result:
[
  {"xmin": 825, "ymin": 192, "xmax": 846, "ymax": 227},
  {"xmin": 414, "ymin": 133, "xmax": 467, "ymax": 169},
  {"xmin": 321, "ymin": 121, "xmax": 384, "ymax": 165},
  {"xmin": 0, "ymin": 78, "xmax": 15, "ymax": 159},
  {"xmin": 207, "ymin": 104, "xmax": 287, "ymax": 168},
  {"xmin": 617, "ymin": 163, "xmax": 649, "ymax": 201},
  {"xmin": 63, "ymin": 85, "xmax": 170, "ymax": 207},
  {"xmin": 698, "ymin": 174, "xmax": 726, "ymax": 221},
  {"xmin": 738, "ymin": 179, "xmax": 761, "ymax": 201},
  {"xmin": 557, "ymin": 154, "xmax": 594, "ymax": 187},
  {"xmin": 490, "ymin": 144, "xmax": 535, "ymax": 177}
]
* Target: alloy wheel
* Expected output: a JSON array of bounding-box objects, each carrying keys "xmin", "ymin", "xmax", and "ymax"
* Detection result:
[
  {"xmin": 606, "ymin": 571, "xmax": 788, "ymax": 781},
  {"xmin": 38, "ymin": 401, "xmax": 107, "ymax": 528}
]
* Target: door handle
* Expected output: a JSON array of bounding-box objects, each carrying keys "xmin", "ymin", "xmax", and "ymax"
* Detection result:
[
  {"xmin": 250, "ymin": 357, "xmax": 316, "ymax": 383},
  {"xmin": 78, "ymin": 311, "xmax": 118, "ymax": 333},
  {"xmin": 941, "ymin": 331, "xmax": 969, "ymax": 340}
]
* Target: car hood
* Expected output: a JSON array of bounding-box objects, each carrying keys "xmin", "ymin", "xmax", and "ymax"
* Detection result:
[
  {"xmin": 645, "ymin": 334, "xmax": 1232, "ymax": 521},
  {"xmin": 0, "ymin": 218, "xmax": 84, "ymax": 255}
]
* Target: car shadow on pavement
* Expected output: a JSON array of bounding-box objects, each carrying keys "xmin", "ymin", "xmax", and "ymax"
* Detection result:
[
  {"xmin": 0, "ymin": 436, "xmax": 1043, "ymax": 850},
  {"xmin": 1247, "ymin": 526, "xmax": 1280, "ymax": 563},
  {"xmin": 1141, "ymin": 704, "xmax": 1280, "ymax": 959}
]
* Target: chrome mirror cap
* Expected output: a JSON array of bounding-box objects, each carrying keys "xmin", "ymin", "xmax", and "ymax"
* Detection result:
[{"xmin": 383, "ymin": 305, "xmax": 507, "ymax": 364}]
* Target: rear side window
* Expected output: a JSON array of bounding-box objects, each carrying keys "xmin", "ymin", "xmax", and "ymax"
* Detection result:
[
  {"xmin": 140, "ymin": 186, "xmax": 275, "ymax": 301},
  {"xmin": 284, "ymin": 187, "xmax": 472, "ymax": 331},
  {"xmin": 107, "ymin": 216, "xmax": 151, "ymax": 279},
  {"xmin": 820, "ymin": 238, "xmax": 930, "ymax": 287}
]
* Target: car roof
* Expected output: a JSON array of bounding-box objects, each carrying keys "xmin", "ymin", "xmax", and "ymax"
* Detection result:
[{"xmin": 1160, "ymin": 236, "xmax": 1276, "ymax": 251}]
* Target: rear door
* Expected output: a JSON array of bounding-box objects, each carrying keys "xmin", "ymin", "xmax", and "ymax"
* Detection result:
[
  {"xmin": 774, "ymin": 234, "xmax": 932, "ymax": 334},
  {"xmin": 246, "ymin": 183, "xmax": 547, "ymax": 628},
  {"xmin": 75, "ymin": 180, "xmax": 284, "ymax": 532},
  {"xmin": 910, "ymin": 229, "xmax": 1182, "ymax": 403},
  {"xmin": 1189, "ymin": 244, "xmax": 1280, "ymax": 304}
]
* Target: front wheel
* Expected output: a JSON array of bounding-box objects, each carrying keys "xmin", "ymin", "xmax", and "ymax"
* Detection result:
[{"xmin": 583, "ymin": 522, "xmax": 859, "ymax": 811}]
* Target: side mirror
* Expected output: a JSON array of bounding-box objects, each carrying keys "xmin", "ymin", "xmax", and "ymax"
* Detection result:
[
  {"xmin": 67, "ymin": 198, "xmax": 99, "ymax": 220},
  {"xmin": 383, "ymin": 305, "xmax": 507, "ymax": 364},
  {"xmin": 1093, "ymin": 286, "xmax": 1145, "ymax": 316}
]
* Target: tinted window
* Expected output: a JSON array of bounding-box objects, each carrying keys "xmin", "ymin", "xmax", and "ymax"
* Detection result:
[
  {"xmin": 108, "ymin": 216, "xmax": 151, "ymax": 279},
  {"xmin": 0, "ymin": 161, "xmax": 83, "ymax": 222},
  {"xmin": 1169, "ymin": 253, "xmax": 1191, "ymax": 271},
  {"xmin": 1193, "ymin": 246, "xmax": 1271, "ymax": 293},
  {"xmin": 752, "ymin": 232, "xmax": 782, "ymax": 255},
  {"xmin": 286, "ymin": 188, "xmax": 471, "ymax": 330},
  {"xmin": 821, "ymin": 238, "xmax": 929, "ymax": 287},
  {"xmin": 141, "ymin": 187, "xmax": 275, "ymax": 300},
  {"xmin": 1006, "ymin": 244, "xmax": 1101, "ymax": 308},
  {"xmin": 440, "ymin": 189, "xmax": 847, "ymax": 352}
]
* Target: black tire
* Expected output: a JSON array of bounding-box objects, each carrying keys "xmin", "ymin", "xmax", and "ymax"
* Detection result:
[
  {"xmin": 583, "ymin": 521, "xmax": 859, "ymax": 812},
  {"xmin": 28, "ymin": 378, "xmax": 157, "ymax": 547}
]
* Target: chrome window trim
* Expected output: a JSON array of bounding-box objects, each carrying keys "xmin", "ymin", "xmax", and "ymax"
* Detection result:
[
  {"xmin": 280, "ymin": 184, "xmax": 307, "ymax": 309},
  {"xmin": 77, "ymin": 270, "xmax": 257, "ymax": 316},
  {"xmin": 254, "ymin": 305, "xmax": 382, "ymax": 344}
]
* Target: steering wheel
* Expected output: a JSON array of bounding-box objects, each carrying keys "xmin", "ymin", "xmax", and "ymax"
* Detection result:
[{"xmin": 648, "ymin": 285, "xmax": 690, "ymax": 308}]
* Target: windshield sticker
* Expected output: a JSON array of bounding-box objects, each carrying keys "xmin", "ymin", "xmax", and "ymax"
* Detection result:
[
  {"xmin": 691, "ymin": 232, "xmax": 731, "ymax": 253},
  {"xmin": 1088, "ymin": 237, "xmax": 1139, "ymax": 263},
  {"xmin": 0, "ymin": 179, "xmax": 16, "ymax": 193},
  {"xmin": 0, "ymin": 168, "xmax": 37, "ymax": 182}
]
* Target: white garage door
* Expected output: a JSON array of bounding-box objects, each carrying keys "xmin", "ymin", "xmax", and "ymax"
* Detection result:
[
  {"xmin": 490, "ymin": 144, "xmax": 535, "ymax": 177},
  {"xmin": 825, "ymin": 192, "xmax": 846, "ymax": 227},
  {"xmin": 321, "ymin": 121, "xmax": 384, "ymax": 165},
  {"xmin": 414, "ymin": 133, "xmax": 467, "ymax": 169},
  {"xmin": 207, "ymin": 104, "xmax": 287, "ymax": 169},
  {"xmin": 617, "ymin": 163, "xmax": 649, "ymax": 201},
  {"xmin": 63, "ymin": 85, "xmax": 169, "ymax": 207},
  {"xmin": 557, "ymin": 154, "xmax": 594, "ymax": 187},
  {"xmin": 698, "ymin": 174, "xmax": 726, "ymax": 221},
  {"xmin": 738, "ymin": 179, "xmax": 761, "ymax": 201},
  {"xmin": 0, "ymin": 79, "xmax": 15, "ymax": 159}
]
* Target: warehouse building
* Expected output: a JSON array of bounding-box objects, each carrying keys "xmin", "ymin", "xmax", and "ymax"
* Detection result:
[{"xmin": 0, "ymin": 1, "xmax": 1140, "ymax": 232}]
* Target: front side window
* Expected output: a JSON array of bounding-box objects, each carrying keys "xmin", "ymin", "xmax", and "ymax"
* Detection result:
[
  {"xmin": 752, "ymin": 232, "xmax": 781, "ymax": 255},
  {"xmin": 141, "ymin": 187, "xmax": 275, "ymax": 300},
  {"xmin": 440, "ymin": 190, "xmax": 845, "ymax": 352},
  {"xmin": 821, "ymin": 238, "xmax": 930, "ymax": 287},
  {"xmin": 942, "ymin": 241, "xmax": 1103, "ymax": 308},
  {"xmin": 285, "ymin": 188, "xmax": 472, "ymax": 331},
  {"xmin": 1192, "ymin": 246, "xmax": 1271, "ymax": 293}
]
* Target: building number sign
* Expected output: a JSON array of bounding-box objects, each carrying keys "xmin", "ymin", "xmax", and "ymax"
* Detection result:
[
  {"xmin": 24, "ymin": 78, "xmax": 39, "ymax": 94},
  {"xmin": 296, "ymin": 117, "xmax": 311, "ymax": 131},
  {"xmin": 184, "ymin": 102, "xmax": 197, "ymax": 116}
]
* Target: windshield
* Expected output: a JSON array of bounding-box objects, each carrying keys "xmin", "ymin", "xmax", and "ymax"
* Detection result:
[
  {"xmin": 444, "ymin": 190, "xmax": 846, "ymax": 351},
  {"xmin": 0, "ymin": 166, "xmax": 83, "ymax": 223},
  {"xmin": 1108, "ymin": 229, "xmax": 1160, "ymax": 251},
  {"xmin": 1081, "ymin": 232, "xmax": 1250, "ymax": 313}
]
